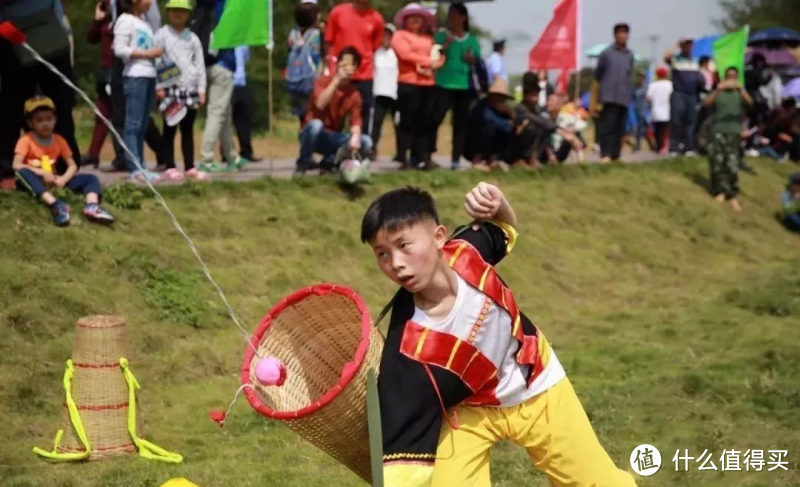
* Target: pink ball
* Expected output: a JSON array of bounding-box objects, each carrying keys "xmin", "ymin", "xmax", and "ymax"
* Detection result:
[{"xmin": 255, "ymin": 357, "xmax": 286, "ymax": 386}]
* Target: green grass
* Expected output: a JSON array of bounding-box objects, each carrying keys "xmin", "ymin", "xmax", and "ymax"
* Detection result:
[{"xmin": 1, "ymin": 159, "xmax": 799, "ymax": 487}]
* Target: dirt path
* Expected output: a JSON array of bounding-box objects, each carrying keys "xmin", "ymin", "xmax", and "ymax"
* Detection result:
[{"xmin": 85, "ymin": 150, "xmax": 664, "ymax": 186}]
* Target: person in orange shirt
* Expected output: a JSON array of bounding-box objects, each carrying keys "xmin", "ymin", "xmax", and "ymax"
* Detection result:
[
  {"xmin": 391, "ymin": 3, "xmax": 444, "ymax": 171},
  {"xmin": 13, "ymin": 97, "xmax": 114, "ymax": 227}
]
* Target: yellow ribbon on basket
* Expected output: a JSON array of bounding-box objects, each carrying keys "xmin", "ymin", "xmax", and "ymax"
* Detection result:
[
  {"xmin": 120, "ymin": 358, "xmax": 183, "ymax": 464},
  {"xmin": 33, "ymin": 360, "xmax": 92, "ymax": 461},
  {"xmin": 33, "ymin": 359, "xmax": 182, "ymax": 463}
]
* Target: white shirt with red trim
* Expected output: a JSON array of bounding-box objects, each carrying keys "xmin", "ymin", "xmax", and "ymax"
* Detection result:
[{"xmin": 412, "ymin": 274, "xmax": 565, "ymax": 407}]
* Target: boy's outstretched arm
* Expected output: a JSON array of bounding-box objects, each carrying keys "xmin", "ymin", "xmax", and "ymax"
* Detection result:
[{"xmin": 464, "ymin": 181, "xmax": 517, "ymax": 228}]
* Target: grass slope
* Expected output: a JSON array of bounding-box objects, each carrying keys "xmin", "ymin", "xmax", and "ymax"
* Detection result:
[{"xmin": 1, "ymin": 159, "xmax": 798, "ymax": 487}]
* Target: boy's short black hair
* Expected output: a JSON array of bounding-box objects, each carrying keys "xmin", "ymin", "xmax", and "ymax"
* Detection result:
[
  {"xmin": 726, "ymin": 66, "xmax": 739, "ymax": 76},
  {"xmin": 361, "ymin": 186, "xmax": 440, "ymax": 243},
  {"xmin": 613, "ymin": 23, "xmax": 630, "ymax": 34},
  {"xmin": 522, "ymin": 71, "xmax": 540, "ymax": 96},
  {"xmin": 338, "ymin": 46, "xmax": 362, "ymax": 68}
]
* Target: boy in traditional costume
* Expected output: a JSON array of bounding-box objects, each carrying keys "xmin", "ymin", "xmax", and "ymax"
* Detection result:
[{"xmin": 361, "ymin": 182, "xmax": 636, "ymax": 487}]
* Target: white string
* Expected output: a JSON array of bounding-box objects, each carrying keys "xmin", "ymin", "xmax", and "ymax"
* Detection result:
[
  {"xmin": 219, "ymin": 384, "xmax": 254, "ymax": 426},
  {"xmin": 21, "ymin": 43, "xmax": 260, "ymax": 357}
]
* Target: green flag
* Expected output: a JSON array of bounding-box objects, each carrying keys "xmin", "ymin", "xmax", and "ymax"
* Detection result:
[
  {"xmin": 210, "ymin": 0, "xmax": 272, "ymax": 50},
  {"xmin": 713, "ymin": 25, "xmax": 749, "ymax": 84}
]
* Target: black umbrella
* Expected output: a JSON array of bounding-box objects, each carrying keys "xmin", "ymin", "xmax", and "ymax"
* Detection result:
[{"xmin": 748, "ymin": 27, "xmax": 800, "ymax": 46}]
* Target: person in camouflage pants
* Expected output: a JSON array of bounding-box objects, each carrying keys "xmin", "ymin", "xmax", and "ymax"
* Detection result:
[
  {"xmin": 702, "ymin": 66, "xmax": 752, "ymax": 211},
  {"xmin": 708, "ymin": 132, "xmax": 741, "ymax": 200}
]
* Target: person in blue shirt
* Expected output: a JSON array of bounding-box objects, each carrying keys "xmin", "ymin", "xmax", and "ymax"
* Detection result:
[
  {"xmin": 485, "ymin": 38, "xmax": 507, "ymax": 84},
  {"xmin": 231, "ymin": 46, "xmax": 261, "ymax": 162},
  {"xmin": 663, "ymin": 36, "xmax": 705, "ymax": 156},
  {"xmin": 594, "ymin": 22, "xmax": 634, "ymax": 163},
  {"xmin": 464, "ymin": 79, "xmax": 514, "ymax": 172}
]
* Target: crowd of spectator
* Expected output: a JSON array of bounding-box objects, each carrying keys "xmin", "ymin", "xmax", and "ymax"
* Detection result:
[{"xmin": 0, "ymin": 0, "xmax": 798, "ymax": 229}]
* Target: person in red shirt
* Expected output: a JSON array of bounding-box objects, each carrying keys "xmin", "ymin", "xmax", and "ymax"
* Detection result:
[
  {"xmin": 324, "ymin": 0, "xmax": 385, "ymax": 135},
  {"xmin": 295, "ymin": 47, "xmax": 373, "ymax": 176}
]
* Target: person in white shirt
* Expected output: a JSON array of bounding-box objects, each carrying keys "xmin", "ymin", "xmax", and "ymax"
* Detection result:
[
  {"xmin": 153, "ymin": 0, "xmax": 207, "ymax": 180},
  {"xmin": 647, "ymin": 66, "xmax": 674, "ymax": 154},
  {"xmin": 370, "ymin": 24, "xmax": 399, "ymax": 160},
  {"xmin": 112, "ymin": 0, "xmax": 162, "ymax": 180},
  {"xmin": 486, "ymin": 38, "xmax": 508, "ymax": 84}
]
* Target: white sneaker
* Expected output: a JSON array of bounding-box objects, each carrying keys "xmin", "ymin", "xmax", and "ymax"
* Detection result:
[{"xmin": 684, "ymin": 151, "xmax": 698, "ymax": 157}]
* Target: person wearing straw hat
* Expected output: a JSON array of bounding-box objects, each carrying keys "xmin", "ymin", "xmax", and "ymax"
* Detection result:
[
  {"xmin": 391, "ymin": 3, "xmax": 442, "ymax": 170},
  {"xmin": 463, "ymin": 77, "xmax": 515, "ymax": 172},
  {"xmin": 361, "ymin": 183, "xmax": 637, "ymax": 487}
]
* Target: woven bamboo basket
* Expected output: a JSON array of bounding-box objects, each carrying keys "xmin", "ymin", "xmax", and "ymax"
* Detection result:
[
  {"xmin": 241, "ymin": 284, "xmax": 383, "ymax": 484},
  {"xmin": 57, "ymin": 315, "xmax": 142, "ymax": 459}
]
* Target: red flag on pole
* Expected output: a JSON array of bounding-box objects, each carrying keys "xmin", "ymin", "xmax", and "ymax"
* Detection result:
[{"xmin": 528, "ymin": 0, "xmax": 580, "ymax": 71}]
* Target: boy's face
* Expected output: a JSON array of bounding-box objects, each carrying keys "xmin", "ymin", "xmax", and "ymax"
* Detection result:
[
  {"xmin": 168, "ymin": 9, "xmax": 190, "ymax": 29},
  {"xmin": 29, "ymin": 109, "xmax": 56, "ymax": 138},
  {"xmin": 382, "ymin": 30, "xmax": 392, "ymax": 49},
  {"xmin": 369, "ymin": 220, "xmax": 447, "ymax": 293},
  {"xmin": 791, "ymin": 183, "xmax": 800, "ymax": 196}
]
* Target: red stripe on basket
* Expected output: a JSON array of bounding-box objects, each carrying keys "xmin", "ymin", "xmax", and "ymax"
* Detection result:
[
  {"xmin": 241, "ymin": 283, "xmax": 374, "ymax": 421},
  {"xmin": 76, "ymin": 321, "xmax": 126, "ymax": 329},
  {"xmin": 60, "ymin": 442, "xmax": 135, "ymax": 453},
  {"xmin": 65, "ymin": 402, "xmax": 129, "ymax": 411},
  {"xmin": 73, "ymin": 362, "xmax": 120, "ymax": 369}
]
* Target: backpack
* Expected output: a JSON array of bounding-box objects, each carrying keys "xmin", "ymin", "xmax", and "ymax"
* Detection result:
[{"xmin": 286, "ymin": 29, "xmax": 319, "ymax": 97}]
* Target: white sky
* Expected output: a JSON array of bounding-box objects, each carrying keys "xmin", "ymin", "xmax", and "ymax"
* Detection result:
[{"xmin": 468, "ymin": 0, "xmax": 726, "ymax": 74}]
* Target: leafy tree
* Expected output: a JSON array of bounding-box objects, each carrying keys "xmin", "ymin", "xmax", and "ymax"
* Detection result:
[{"xmin": 718, "ymin": 0, "xmax": 800, "ymax": 31}]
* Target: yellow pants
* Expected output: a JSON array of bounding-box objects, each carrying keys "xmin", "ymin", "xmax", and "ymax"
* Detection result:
[{"xmin": 431, "ymin": 378, "xmax": 637, "ymax": 487}]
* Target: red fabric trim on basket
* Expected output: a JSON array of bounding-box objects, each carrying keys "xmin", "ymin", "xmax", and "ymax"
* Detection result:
[
  {"xmin": 66, "ymin": 402, "xmax": 128, "ymax": 411},
  {"xmin": 240, "ymin": 283, "xmax": 373, "ymax": 420},
  {"xmin": 73, "ymin": 362, "xmax": 120, "ymax": 369},
  {"xmin": 60, "ymin": 442, "xmax": 135, "ymax": 453},
  {"xmin": 76, "ymin": 321, "xmax": 126, "ymax": 329}
]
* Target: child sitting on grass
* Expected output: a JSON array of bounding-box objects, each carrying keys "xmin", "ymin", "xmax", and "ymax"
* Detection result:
[
  {"xmin": 782, "ymin": 173, "xmax": 800, "ymax": 232},
  {"xmin": 13, "ymin": 97, "xmax": 114, "ymax": 227},
  {"xmin": 362, "ymin": 182, "xmax": 636, "ymax": 487}
]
